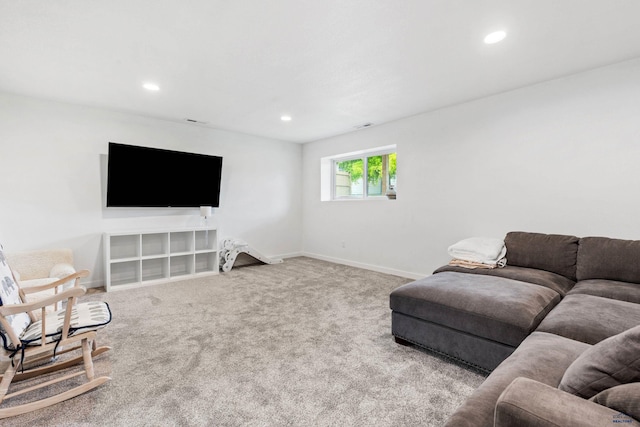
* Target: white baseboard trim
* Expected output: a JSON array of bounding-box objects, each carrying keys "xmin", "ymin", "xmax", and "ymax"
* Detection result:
[
  {"xmin": 301, "ymin": 252, "xmax": 426, "ymax": 280},
  {"xmin": 84, "ymin": 279, "xmax": 104, "ymax": 289},
  {"xmin": 275, "ymin": 251, "xmax": 305, "ymax": 259},
  {"xmin": 89, "ymin": 252, "xmax": 423, "ymax": 289}
]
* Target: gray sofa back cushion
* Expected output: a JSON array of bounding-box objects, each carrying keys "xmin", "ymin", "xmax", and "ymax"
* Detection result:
[
  {"xmin": 505, "ymin": 232, "xmax": 579, "ymax": 281},
  {"xmin": 577, "ymin": 237, "xmax": 640, "ymax": 283}
]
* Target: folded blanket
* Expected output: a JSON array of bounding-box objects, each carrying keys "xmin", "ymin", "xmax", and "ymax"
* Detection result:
[
  {"xmin": 449, "ymin": 257, "xmax": 507, "ymax": 269},
  {"xmin": 448, "ymin": 237, "xmax": 507, "ymax": 264}
]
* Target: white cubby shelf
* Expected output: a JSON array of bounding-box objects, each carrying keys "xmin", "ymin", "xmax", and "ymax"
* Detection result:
[{"xmin": 104, "ymin": 227, "xmax": 218, "ymax": 291}]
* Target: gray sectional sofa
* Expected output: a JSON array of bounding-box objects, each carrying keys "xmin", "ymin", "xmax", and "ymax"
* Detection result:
[{"xmin": 390, "ymin": 232, "xmax": 640, "ymax": 426}]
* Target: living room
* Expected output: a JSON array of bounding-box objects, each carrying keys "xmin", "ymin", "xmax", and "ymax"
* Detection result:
[{"xmin": 1, "ymin": 1, "xmax": 639, "ymax": 425}]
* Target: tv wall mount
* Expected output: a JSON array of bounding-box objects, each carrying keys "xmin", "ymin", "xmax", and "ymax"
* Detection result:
[{"xmin": 219, "ymin": 238, "xmax": 283, "ymax": 272}]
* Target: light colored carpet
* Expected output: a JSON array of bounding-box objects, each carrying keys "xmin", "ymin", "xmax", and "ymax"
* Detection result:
[{"xmin": 5, "ymin": 257, "xmax": 485, "ymax": 426}]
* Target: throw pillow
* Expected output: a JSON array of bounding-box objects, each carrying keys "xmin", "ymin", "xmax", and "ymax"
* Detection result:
[
  {"xmin": 559, "ymin": 325, "xmax": 640, "ymax": 399},
  {"xmin": 49, "ymin": 263, "xmax": 76, "ymax": 289},
  {"xmin": 0, "ymin": 244, "xmax": 32, "ymax": 350},
  {"xmin": 590, "ymin": 383, "xmax": 640, "ymax": 421}
]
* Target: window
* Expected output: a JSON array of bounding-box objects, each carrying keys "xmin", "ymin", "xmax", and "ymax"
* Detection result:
[{"xmin": 322, "ymin": 146, "xmax": 396, "ymax": 201}]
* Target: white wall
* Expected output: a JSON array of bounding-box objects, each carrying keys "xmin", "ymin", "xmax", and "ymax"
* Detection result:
[
  {"xmin": 3, "ymin": 57, "xmax": 639, "ymax": 286},
  {"xmin": 302, "ymin": 58, "xmax": 640, "ymax": 278},
  {"xmin": 0, "ymin": 93, "xmax": 302, "ymax": 286}
]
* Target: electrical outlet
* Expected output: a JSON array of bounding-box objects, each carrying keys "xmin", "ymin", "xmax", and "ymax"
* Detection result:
[{"xmin": 341, "ymin": 241, "xmax": 346, "ymax": 248}]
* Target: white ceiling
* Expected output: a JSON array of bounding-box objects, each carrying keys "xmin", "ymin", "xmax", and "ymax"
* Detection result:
[{"xmin": 2, "ymin": 1, "xmax": 640, "ymax": 143}]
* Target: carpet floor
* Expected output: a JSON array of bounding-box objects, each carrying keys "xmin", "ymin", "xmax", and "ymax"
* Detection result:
[{"xmin": 3, "ymin": 257, "xmax": 485, "ymax": 426}]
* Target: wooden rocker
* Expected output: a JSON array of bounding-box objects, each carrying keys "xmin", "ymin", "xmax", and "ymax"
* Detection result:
[{"xmin": 0, "ymin": 245, "xmax": 112, "ymax": 419}]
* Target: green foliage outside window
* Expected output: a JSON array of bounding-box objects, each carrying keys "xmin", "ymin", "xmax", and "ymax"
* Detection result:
[{"xmin": 337, "ymin": 153, "xmax": 396, "ymax": 185}]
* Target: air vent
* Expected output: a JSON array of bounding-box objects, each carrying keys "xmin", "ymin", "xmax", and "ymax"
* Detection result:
[
  {"xmin": 355, "ymin": 123, "xmax": 374, "ymax": 129},
  {"xmin": 184, "ymin": 118, "xmax": 209, "ymax": 125}
]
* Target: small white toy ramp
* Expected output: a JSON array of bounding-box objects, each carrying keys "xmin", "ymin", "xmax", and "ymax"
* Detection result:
[{"xmin": 219, "ymin": 238, "xmax": 283, "ymax": 272}]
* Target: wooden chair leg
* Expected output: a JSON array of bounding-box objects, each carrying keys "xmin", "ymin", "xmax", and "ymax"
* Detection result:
[
  {"xmin": 82, "ymin": 338, "xmax": 95, "ymax": 381},
  {"xmin": 2, "ymin": 345, "xmax": 111, "ymax": 383},
  {"xmin": 0, "ymin": 376, "xmax": 110, "ymax": 419},
  {"xmin": 0, "ymin": 362, "xmax": 18, "ymax": 404},
  {"xmin": 0, "ymin": 340, "xmax": 112, "ymax": 419}
]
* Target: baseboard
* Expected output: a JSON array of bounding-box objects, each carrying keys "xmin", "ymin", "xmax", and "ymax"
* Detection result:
[
  {"xmin": 86, "ymin": 252, "xmax": 423, "ymax": 289},
  {"xmin": 274, "ymin": 251, "xmax": 305, "ymax": 259},
  {"xmin": 301, "ymin": 252, "xmax": 426, "ymax": 280},
  {"xmin": 84, "ymin": 279, "xmax": 105, "ymax": 290}
]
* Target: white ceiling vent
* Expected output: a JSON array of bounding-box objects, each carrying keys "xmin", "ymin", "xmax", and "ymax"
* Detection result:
[
  {"xmin": 355, "ymin": 123, "xmax": 374, "ymax": 129},
  {"xmin": 184, "ymin": 118, "xmax": 209, "ymax": 125}
]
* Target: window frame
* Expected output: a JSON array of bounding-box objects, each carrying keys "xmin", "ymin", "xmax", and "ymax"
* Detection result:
[{"xmin": 330, "ymin": 146, "xmax": 396, "ymax": 201}]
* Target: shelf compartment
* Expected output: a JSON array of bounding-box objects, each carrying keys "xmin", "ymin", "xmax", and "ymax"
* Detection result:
[
  {"xmin": 110, "ymin": 260, "xmax": 140, "ymax": 287},
  {"xmin": 170, "ymin": 254, "xmax": 194, "ymax": 277},
  {"xmin": 170, "ymin": 231, "xmax": 193, "ymax": 254},
  {"xmin": 195, "ymin": 230, "xmax": 217, "ymax": 251},
  {"xmin": 142, "ymin": 233, "xmax": 168, "ymax": 257},
  {"xmin": 142, "ymin": 258, "xmax": 169, "ymax": 282},
  {"xmin": 110, "ymin": 235, "xmax": 140, "ymax": 260},
  {"xmin": 195, "ymin": 252, "xmax": 217, "ymax": 274}
]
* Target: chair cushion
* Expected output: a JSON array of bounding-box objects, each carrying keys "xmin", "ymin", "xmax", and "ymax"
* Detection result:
[
  {"xmin": 559, "ymin": 325, "xmax": 640, "ymax": 399},
  {"xmin": 0, "ymin": 245, "xmax": 31, "ymax": 350},
  {"xmin": 19, "ymin": 301, "xmax": 112, "ymax": 347},
  {"xmin": 577, "ymin": 236, "xmax": 640, "ymax": 283},
  {"xmin": 504, "ymin": 232, "xmax": 579, "ymax": 281}
]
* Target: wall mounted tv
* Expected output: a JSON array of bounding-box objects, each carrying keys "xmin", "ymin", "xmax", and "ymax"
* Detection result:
[{"xmin": 106, "ymin": 142, "xmax": 223, "ymax": 208}]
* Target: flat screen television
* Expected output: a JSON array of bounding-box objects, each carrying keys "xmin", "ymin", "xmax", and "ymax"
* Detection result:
[{"xmin": 106, "ymin": 142, "xmax": 223, "ymax": 208}]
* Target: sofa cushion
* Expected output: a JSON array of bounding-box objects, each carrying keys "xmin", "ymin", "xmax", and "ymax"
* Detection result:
[
  {"xmin": 536, "ymin": 294, "xmax": 640, "ymax": 345},
  {"xmin": 568, "ymin": 279, "xmax": 640, "ymax": 304},
  {"xmin": 443, "ymin": 332, "xmax": 590, "ymax": 427},
  {"xmin": 505, "ymin": 232, "xmax": 579, "ymax": 281},
  {"xmin": 390, "ymin": 272, "xmax": 561, "ymax": 347},
  {"xmin": 559, "ymin": 325, "xmax": 640, "ymax": 399},
  {"xmin": 577, "ymin": 236, "xmax": 640, "ymax": 283},
  {"xmin": 433, "ymin": 265, "xmax": 575, "ymax": 296},
  {"xmin": 590, "ymin": 383, "xmax": 640, "ymax": 421}
]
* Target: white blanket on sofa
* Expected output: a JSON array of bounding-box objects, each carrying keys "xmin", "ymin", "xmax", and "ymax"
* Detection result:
[{"xmin": 448, "ymin": 237, "xmax": 506, "ymax": 265}]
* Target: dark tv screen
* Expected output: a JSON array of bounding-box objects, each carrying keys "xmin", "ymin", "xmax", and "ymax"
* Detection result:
[{"xmin": 106, "ymin": 142, "xmax": 223, "ymax": 207}]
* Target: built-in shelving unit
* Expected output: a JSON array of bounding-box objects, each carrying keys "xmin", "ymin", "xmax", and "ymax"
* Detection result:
[{"xmin": 104, "ymin": 227, "xmax": 218, "ymax": 291}]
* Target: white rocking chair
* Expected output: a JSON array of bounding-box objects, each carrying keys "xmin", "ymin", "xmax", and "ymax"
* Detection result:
[{"xmin": 0, "ymin": 245, "xmax": 111, "ymax": 418}]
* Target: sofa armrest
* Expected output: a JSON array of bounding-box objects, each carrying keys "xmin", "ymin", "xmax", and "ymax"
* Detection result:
[
  {"xmin": 6, "ymin": 248, "xmax": 74, "ymax": 280},
  {"xmin": 495, "ymin": 377, "xmax": 639, "ymax": 427}
]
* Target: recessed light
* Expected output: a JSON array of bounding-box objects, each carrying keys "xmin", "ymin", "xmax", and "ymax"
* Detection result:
[
  {"xmin": 484, "ymin": 30, "xmax": 506, "ymax": 44},
  {"xmin": 281, "ymin": 115, "xmax": 292, "ymax": 122},
  {"xmin": 143, "ymin": 82, "xmax": 160, "ymax": 91}
]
